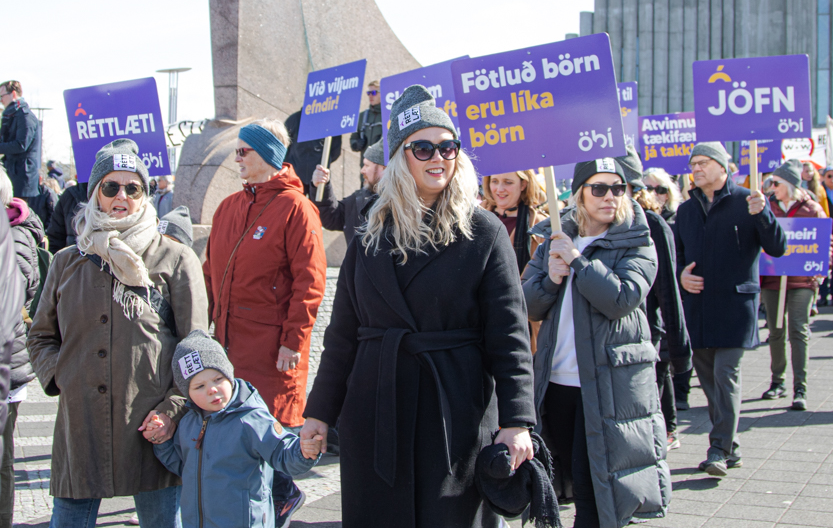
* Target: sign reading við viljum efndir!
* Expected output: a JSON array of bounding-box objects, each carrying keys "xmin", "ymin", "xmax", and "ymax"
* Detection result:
[
  {"xmin": 640, "ymin": 112, "xmax": 697, "ymax": 175},
  {"xmin": 692, "ymin": 55, "xmax": 812, "ymax": 142},
  {"xmin": 380, "ymin": 58, "xmax": 466, "ymax": 164},
  {"xmin": 297, "ymin": 59, "xmax": 367, "ymax": 142},
  {"xmin": 451, "ymin": 33, "xmax": 625, "ymax": 176},
  {"xmin": 618, "ymin": 82, "xmax": 638, "ymax": 149},
  {"xmin": 63, "ymin": 77, "xmax": 169, "ymax": 182},
  {"xmin": 759, "ymin": 218, "xmax": 832, "ymax": 276}
]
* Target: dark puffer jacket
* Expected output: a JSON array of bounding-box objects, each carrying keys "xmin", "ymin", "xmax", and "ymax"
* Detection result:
[
  {"xmin": 7, "ymin": 198, "xmax": 42, "ymax": 389},
  {"xmin": 46, "ymin": 182, "xmax": 87, "ymax": 254},
  {"xmin": 0, "ymin": 98, "xmax": 41, "ymax": 198}
]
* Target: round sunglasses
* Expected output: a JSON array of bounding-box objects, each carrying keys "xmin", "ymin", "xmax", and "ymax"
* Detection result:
[
  {"xmin": 582, "ymin": 183, "xmax": 627, "ymax": 197},
  {"xmin": 404, "ymin": 139, "xmax": 462, "ymax": 161},
  {"xmin": 100, "ymin": 181, "xmax": 144, "ymax": 199},
  {"xmin": 646, "ymin": 185, "xmax": 669, "ymax": 195}
]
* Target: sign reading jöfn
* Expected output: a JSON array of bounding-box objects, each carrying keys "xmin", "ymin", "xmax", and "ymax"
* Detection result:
[{"xmin": 693, "ymin": 55, "xmax": 812, "ymax": 142}]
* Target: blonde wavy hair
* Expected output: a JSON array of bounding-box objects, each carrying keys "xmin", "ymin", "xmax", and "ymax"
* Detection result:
[
  {"xmin": 633, "ymin": 188, "xmax": 662, "ymax": 214},
  {"xmin": 361, "ymin": 144, "xmax": 479, "ymax": 263},
  {"xmin": 481, "ymin": 169, "xmax": 546, "ymax": 210},
  {"xmin": 643, "ymin": 167, "xmax": 682, "ymax": 213},
  {"xmin": 569, "ymin": 183, "xmax": 634, "ymax": 237}
]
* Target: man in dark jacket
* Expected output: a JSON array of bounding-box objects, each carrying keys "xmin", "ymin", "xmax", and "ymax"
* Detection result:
[
  {"xmin": 0, "ymin": 81, "xmax": 41, "ymax": 200},
  {"xmin": 674, "ymin": 142, "xmax": 786, "ymax": 477},
  {"xmin": 283, "ymin": 110, "xmax": 342, "ymax": 197},
  {"xmin": 349, "ymin": 80, "xmax": 383, "ymax": 171},
  {"xmin": 26, "ymin": 176, "xmax": 58, "ymax": 232},
  {"xmin": 45, "ymin": 182, "xmax": 87, "ymax": 254},
  {"xmin": 311, "ymin": 139, "xmax": 385, "ymax": 247}
]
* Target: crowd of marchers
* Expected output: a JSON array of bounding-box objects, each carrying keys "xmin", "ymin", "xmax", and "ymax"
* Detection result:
[{"xmin": 0, "ymin": 76, "xmax": 831, "ymax": 528}]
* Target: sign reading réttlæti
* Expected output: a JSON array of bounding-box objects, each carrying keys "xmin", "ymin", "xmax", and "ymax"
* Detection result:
[
  {"xmin": 380, "ymin": 58, "xmax": 466, "ymax": 164},
  {"xmin": 298, "ymin": 59, "xmax": 367, "ymax": 142},
  {"xmin": 451, "ymin": 33, "xmax": 625, "ymax": 176},
  {"xmin": 640, "ymin": 112, "xmax": 697, "ymax": 175},
  {"xmin": 63, "ymin": 77, "xmax": 168, "ymax": 182},
  {"xmin": 692, "ymin": 55, "xmax": 812, "ymax": 142},
  {"xmin": 760, "ymin": 218, "xmax": 832, "ymax": 276},
  {"xmin": 618, "ymin": 82, "xmax": 638, "ymax": 149}
]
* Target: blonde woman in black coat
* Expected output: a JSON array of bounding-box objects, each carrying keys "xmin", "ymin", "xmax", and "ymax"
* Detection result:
[{"xmin": 301, "ymin": 85, "xmax": 536, "ymax": 528}]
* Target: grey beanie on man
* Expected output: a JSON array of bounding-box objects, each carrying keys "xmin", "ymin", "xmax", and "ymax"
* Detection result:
[
  {"xmin": 772, "ymin": 159, "xmax": 803, "ymax": 188},
  {"xmin": 364, "ymin": 139, "xmax": 386, "ymax": 167},
  {"xmin": 387, "ymin": 85, "xmax": 457, "ymax": 158},
  {"xmin": 572, "ymin": 158, "xmax": 626, "ymax": 195},
  {"xmin": 87, "ymin": 138, "xmax": 151, "ymax": 200},
  {"xmin": 172, "ymin": 329, "xmax": 235, "ymax": 397},
  {"xmin": 158, "ymin": 205, "xmax": 194, "ymax": 247},
  {"xmin": 615, "ymin": 145, "xmax": 646, "ymax": 191},
  {"xmin": 689, "ymin": 142, "xmax": 731, "ymax": 174}
]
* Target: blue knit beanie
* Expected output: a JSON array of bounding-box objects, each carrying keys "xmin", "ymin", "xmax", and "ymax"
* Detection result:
[{"xmin": 238, "ymin": 124, "xmax": 287, "ymax": 171}]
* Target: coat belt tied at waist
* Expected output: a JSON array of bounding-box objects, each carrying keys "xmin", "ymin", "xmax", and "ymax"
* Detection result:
[{"xmin": 357, "ymin": 326, "xmax": 482, "ymax": 487}]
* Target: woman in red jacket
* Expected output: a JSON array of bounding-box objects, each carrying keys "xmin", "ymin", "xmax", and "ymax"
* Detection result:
[
  {"xmin": 202, "ymin": 119, "xmax": 327, "ymax": 524},
  {"xmin": 761, "ymin": 160, "xmax": 828, "ymax": 411}
]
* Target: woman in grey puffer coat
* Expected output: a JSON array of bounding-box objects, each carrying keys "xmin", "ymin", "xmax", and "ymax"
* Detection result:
[{"xmin": 522, "ymin": 159, "xmax": 669, "ymax": 528}]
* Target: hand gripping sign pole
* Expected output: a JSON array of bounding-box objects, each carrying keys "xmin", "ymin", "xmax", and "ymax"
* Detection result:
[
  {"xmin": 543, "ymin": 166, "xmax": 563, "ymax": 284},
  {"xmin": 315, "ymin": 137, "xmax": 333, "ymax": 202}
]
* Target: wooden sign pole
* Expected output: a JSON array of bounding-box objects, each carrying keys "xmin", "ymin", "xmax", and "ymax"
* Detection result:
[
  {"xmin": 749, "ymin": 139, "xmax": 759, "ymax": 193},
  {"xmin": 543, "ymin": 166, "xmax": 561, "ymax": 233},
  {"xmin": 314, "ymin": 136, "xmax": 333, "ymax": 202}
]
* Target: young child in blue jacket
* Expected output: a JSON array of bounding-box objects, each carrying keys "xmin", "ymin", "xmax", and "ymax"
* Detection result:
[{"xmin": 148, "ymin": 329, "xmax": 322, "ymax": 528}]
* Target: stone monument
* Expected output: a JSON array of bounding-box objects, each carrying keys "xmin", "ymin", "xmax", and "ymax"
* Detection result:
[{"xmin": 174, "ymin": 0, "xmax": 420, "ymax": 264}]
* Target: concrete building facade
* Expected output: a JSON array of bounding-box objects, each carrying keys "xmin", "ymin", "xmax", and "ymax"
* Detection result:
[{"xmin": 579, "ymin": 0, "xmax": 832, "ymax": 127}]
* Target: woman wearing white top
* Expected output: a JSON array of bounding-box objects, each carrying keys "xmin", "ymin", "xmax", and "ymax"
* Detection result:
[{"xmin": 522, "ymin": 158, "xmax": 668, "ymax": 528}]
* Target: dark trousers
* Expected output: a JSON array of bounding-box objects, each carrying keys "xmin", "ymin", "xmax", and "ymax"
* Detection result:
[
  {"xmin": 542, "ymin": 383, "xmax": 599, "ymax": 528},
  {"xmin": 673, "ymin": 368, "xmax": 692, "ymax": 404},
  {"xmin": 656, "ymin": 361, "xmax": 677, "ymax": 434}
]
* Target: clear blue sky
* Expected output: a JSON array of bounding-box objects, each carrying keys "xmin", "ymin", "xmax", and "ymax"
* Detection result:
[{"xmin": 8, "ymin": 0, "xmax": 593, "ymax": 166}]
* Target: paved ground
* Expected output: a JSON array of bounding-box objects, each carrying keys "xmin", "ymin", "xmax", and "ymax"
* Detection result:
[{"xmin": 11, "ymin": 270, "xmax": 833, "ymax": 527}]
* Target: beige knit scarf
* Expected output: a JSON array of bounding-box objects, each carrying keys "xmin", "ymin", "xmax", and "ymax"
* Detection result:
[{"xmin": 76, "ymin": 201, "xmax": 158, "ymax": 320}]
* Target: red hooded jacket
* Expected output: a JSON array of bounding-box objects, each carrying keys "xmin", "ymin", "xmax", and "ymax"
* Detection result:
[{"xmin": 203, "ymin": 164, "xmax": 326, "ymax": 426}]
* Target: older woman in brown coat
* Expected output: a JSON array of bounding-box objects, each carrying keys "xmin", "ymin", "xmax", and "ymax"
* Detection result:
[{"xmin": 28, "ymin": 139, "xmax": 208, "ymax": 528}]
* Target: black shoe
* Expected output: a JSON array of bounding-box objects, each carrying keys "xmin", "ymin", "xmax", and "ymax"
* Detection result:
[
  {"xmin": 727, "ymin": 454, "xmax": 743, "ymax": 469},
  {"xmin": 275, "ymin": 486, "xmax": 306, "ymax": 528},
  {"xmin": 675, "ymin": 400, "xmax": 690, "ymax": 411},
  {"xmin": 762, "ymin": 382, "xmax": 786, "ymax": 400},
  {"xmin": 792, "ymin": 389, "xmax": 807, "ymax": 411}
]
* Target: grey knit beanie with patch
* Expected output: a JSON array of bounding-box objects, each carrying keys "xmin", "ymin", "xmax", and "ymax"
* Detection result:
[
  {"xmin": 158, "ymin": 205, "xmax": 194, "ymax": 248},
  {"xmin": 387, "ymin": 85, "xmax": 457, "ymax": 158},
  {"xmin": 364, "ymin": 140, "xmax": 386, "ymax": 167},
  {"xmin": 87, "ymin": 139, "xmax": 151, "ymax": 200},
  {"xmin": 615, "ymin": 145, "xmax": 646, "ymax": 191},
  {"xmin": 689, "ymin": 142, "xmax": 731, "ymax": 175},
  {"xmin": 772, "ymin": 159, "xmax": 803, "ymax": 188},
  {"xmin": 172, "ymin": 329, "xmax": 234, "ymax": 397}
]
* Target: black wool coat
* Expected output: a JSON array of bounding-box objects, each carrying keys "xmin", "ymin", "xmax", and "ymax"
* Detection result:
[
  {"xmin": 311, "ymin": 183, "xmax": 374, "ymax": 247},
  {"xmin": 304, "ymin": 208, "xmax": 536, "ymax": 528},
  {"xmin": 0, "ymin": 99, "xmax": 41, "ymax": 198},
  {"xmin": 673, "ymin": 177, "xmax": 786, "ymax": 349},
  {"xmin": 46, "ymin": 183, "xmax": 87, "ymax": 255}
]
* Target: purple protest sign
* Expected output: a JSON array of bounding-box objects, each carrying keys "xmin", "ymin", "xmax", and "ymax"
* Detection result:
[
  {"xmin": 63, "ymin": 78, "xmax": 168, "ymax": 182},
  {"xmin": 693, "ymin": 55, "xmax": 812, "ymax": 142},
  {"xmin": 738, "ymin": 140, "xmax": 781, "ymax": 175},
  {"xmin": 639, "ymin": 112, "xmax": 697, "ymax": 175},
  {"xmin": 450, "ymin": 33, "xmax": 625, "ymax": 176},
  {"xmin": 380, "ymin": 58, "xmax": 466, "ymax": 164},
  {"xmin": 297, "ymin": 59, "xmax": 367, "ymax": 142},
  {"xmin": 618, "ymin": 82, "xmax": 638, "ymax": 149},
  {"xmin": 760, "ymin": 218, "xmax": 832, "ymax": 276}
]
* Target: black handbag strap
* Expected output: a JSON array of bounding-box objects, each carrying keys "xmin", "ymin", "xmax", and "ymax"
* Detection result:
[{"xmin": 82, "ymin": 251, "xmax": 178, "ymax": 337}]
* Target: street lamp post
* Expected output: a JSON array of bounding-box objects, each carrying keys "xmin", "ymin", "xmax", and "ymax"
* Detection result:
[{"xmin": 156, "ymin": 67, "xmax": 191, "ymax": 173}]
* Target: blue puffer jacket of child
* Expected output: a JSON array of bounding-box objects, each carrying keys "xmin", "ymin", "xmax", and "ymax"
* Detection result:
[{"xmin": 154, "ymin": 379, "xmax": 317, "ymax": 528}]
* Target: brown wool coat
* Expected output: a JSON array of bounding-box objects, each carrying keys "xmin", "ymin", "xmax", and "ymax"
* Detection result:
[{"xmin": 27, "ymin": 234, "xmax": 208, "ymax": 499}]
